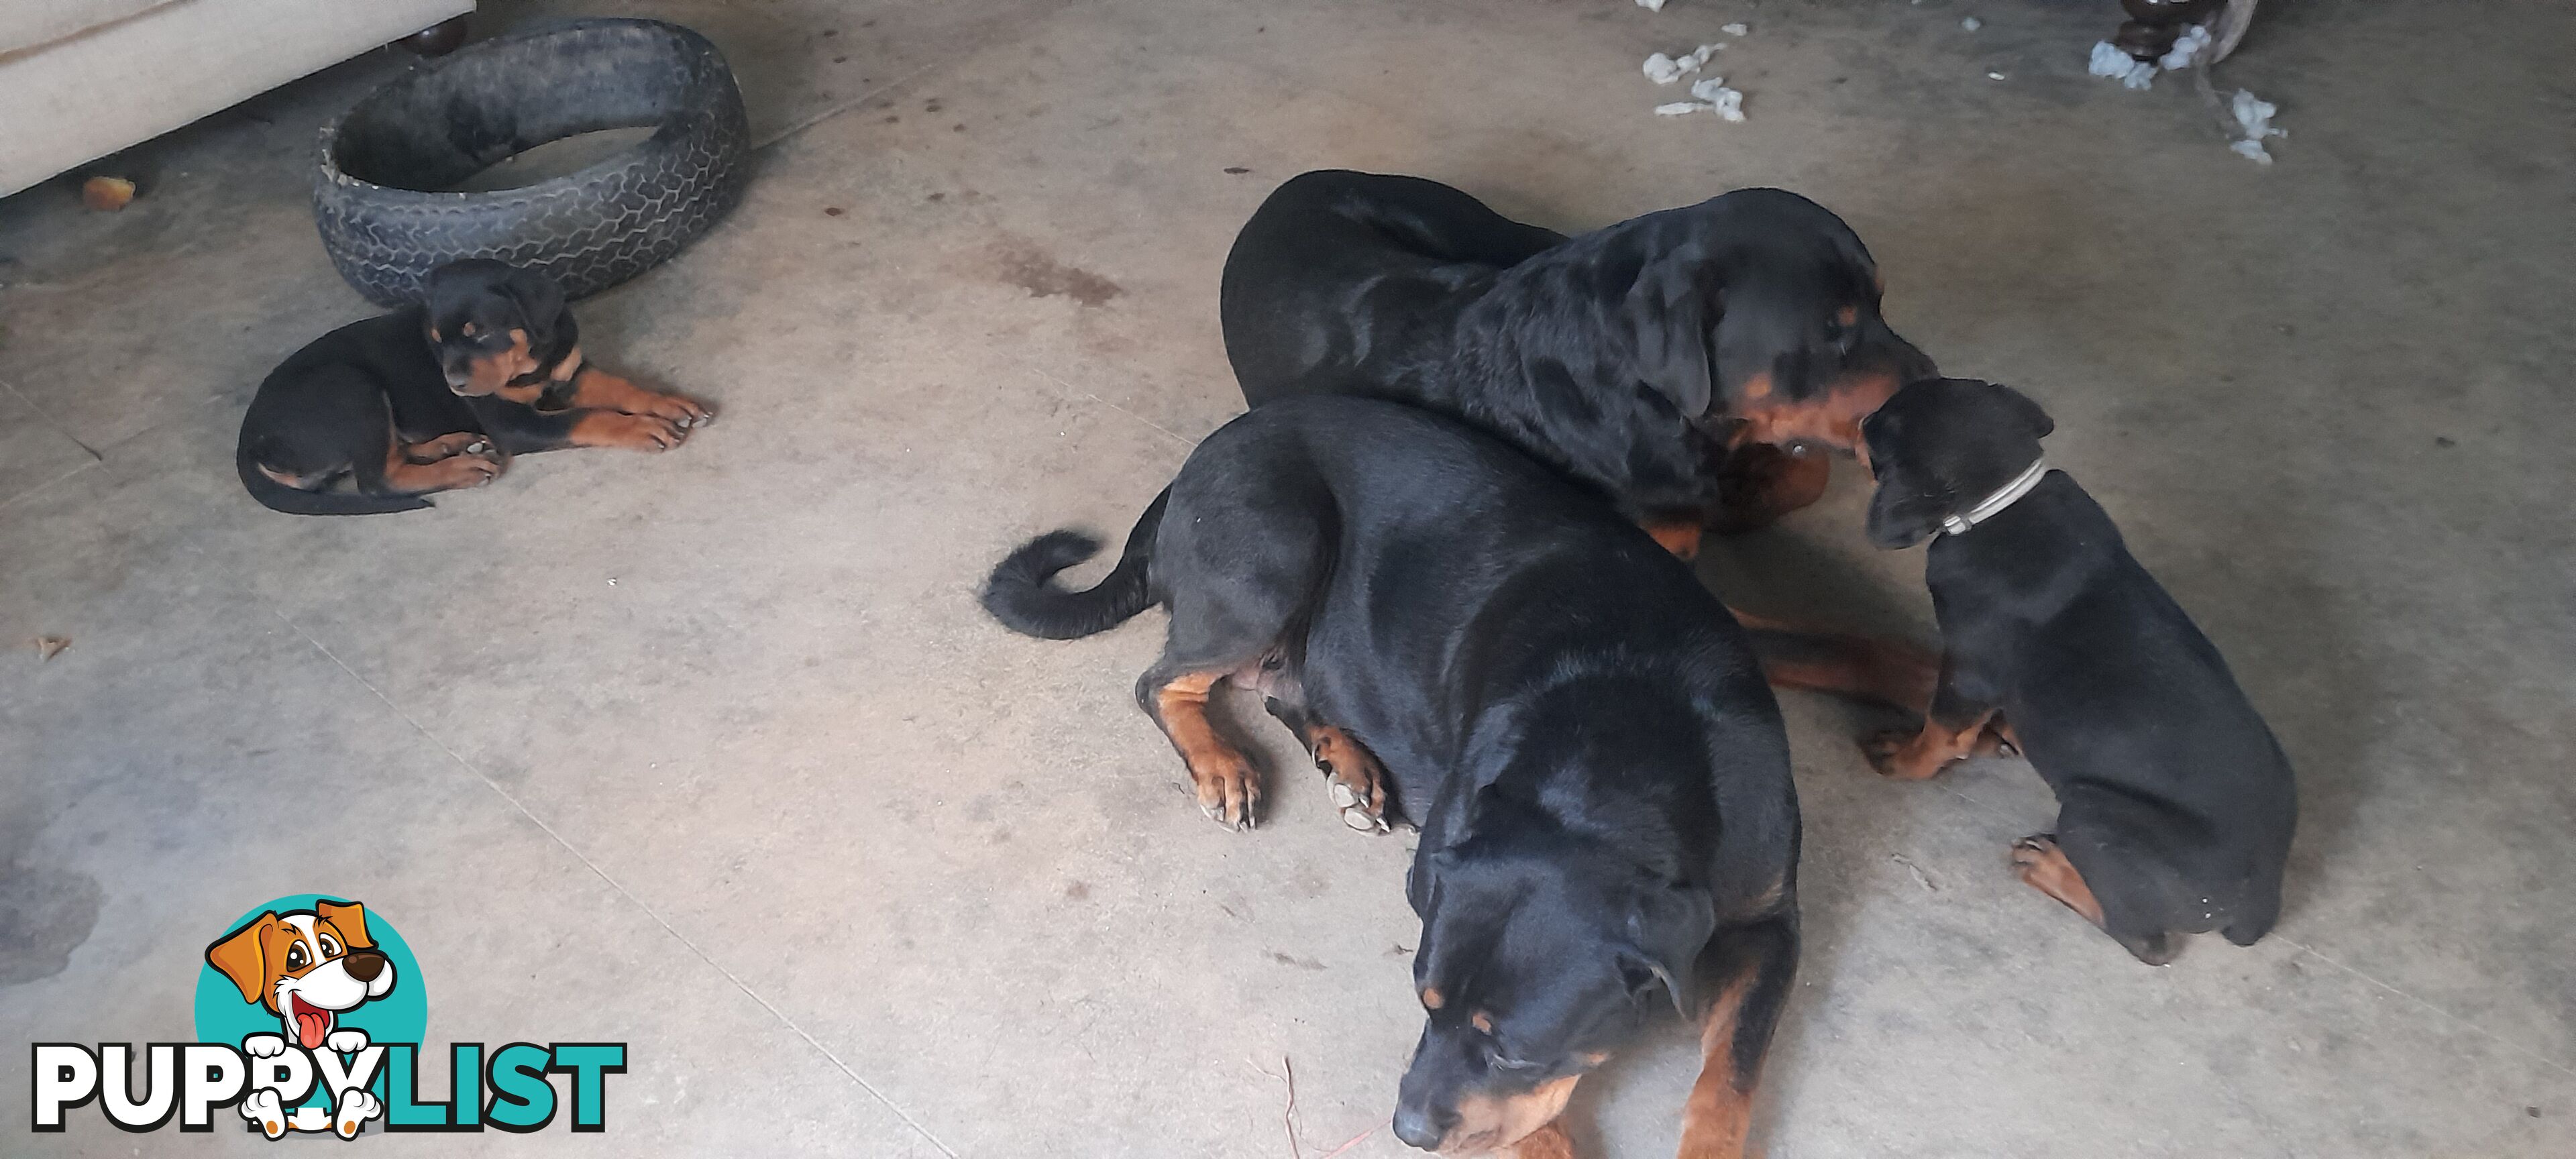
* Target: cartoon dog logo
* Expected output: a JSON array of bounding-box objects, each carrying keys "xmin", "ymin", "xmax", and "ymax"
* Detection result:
[{"xmin": 204, "ymin": 899, "xmax": 394, "ymax": 1138}]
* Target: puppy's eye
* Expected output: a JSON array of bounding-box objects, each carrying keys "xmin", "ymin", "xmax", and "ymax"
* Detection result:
[
  {"xmin": 1485, "ymin": 1048, "xmax": 1543, "ymax": 1072},
  {"xmin": 285, "ymin": 944, "xmax": 308, "ymax": 971},
  {"xmin": 317, "ymin": 934, "xmax": 340, "ymax": 957}
]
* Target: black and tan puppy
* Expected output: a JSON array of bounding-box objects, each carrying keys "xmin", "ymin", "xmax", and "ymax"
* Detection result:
[
  {"xmin": 984, "ymin": 397, "xmax": 1799, "ymax": 1158},
  {"xmin": 1858, "ymin": 378, "xmax": 2296, "ymax": 964},
  {"xmin": 236, "ymin": 260, "xmax": 710, "ymax": 515},
  {"xmin": 1220, "ymin": 169, "xmax": 1936, "ymax": 547}
]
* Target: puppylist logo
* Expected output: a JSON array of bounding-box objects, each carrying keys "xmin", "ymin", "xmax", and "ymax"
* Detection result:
[{"xmin": 30, "ymin": 894, "xmax": 625, "ymax": 1137}]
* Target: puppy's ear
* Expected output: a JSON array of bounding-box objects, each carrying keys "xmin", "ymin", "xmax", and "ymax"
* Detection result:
[
  {"xmin": 314, "ymin": 899, "xmax": 374, "ymax": 951},
  {"xmin": 1624, "ymin": 246, "xmax": 1716, "ymax": 419},
  {"xmin": 501, "ymin": 266, "xmax": 571, "ymax": 350},
  {"xmin": 205, "ymin": 913, "xmax": 279, "ymax": 1005},
  {"xmin": 1617, "ymin": 881, "xmax": 1717, "ymax": 1019},
  {"xmin": 1988, "ymin": 381, "xmax": 2054, "ymax": 439}
]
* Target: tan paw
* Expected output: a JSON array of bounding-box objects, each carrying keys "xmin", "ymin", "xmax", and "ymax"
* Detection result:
[
  {"xmin": 1862, "ymin": 727, "xmax": 1950, "ymax": 781},
  {"xmin": 627, "ymin": 390, "xmax": 714, "ymax": 428},
  {"xmin": 419, "ymin": 449, "xmax": 504, "ymax": 489},
  {"xmin": 1192, "ymin": 759, "xmax": 1261, "ymax": 831},
  {"xmin": 580, "ymin": 411, "xmax": 691, "ymax": 451},
  {"xmin": 406, "ymin": 431, "xmax": 490, "ymax": 462}
]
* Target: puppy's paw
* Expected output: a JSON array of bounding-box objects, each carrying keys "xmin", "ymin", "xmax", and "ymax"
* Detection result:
[
  {"xmin": 2008, "ymin": 834, "xmax": 2059, "ymax": 871},
  {"xmin": 628, "ymin": 390, "xmax": 714, "ymax": 428},
  {"xmin": 1312, "ymin": 727, "xmax": 1391, "ymax": 834},
  {"xmin": 241, "ymin": 1088, "xmax": 288, "ymax": 1139},
  {"xmin": 407, "ymin": 432, "xmax": 488, "ymax": 462},
  {"xmin": 325, "ymin": 1028, "xmax": 370, "ymax": 1054},
  {"xmin": 585, "ymin": 412, "xmax": 691, "ymax": 452},
  {"xmin": 331, "ymin": 1088, "xmax": 382, "ymax": 1139},
  {"xmin": 241, "ymin": 1033, "xmax": 287, "ymax": 1059},
  {"xmin": 1865, "ymin": 725, "xmax": 1963, "ymax": 781},
  {"xmin": 1192, "ymin": 760, "xmax": 1262, "ymax": 832},
  {"xmin": 422, "ymin": 449, "xmax": 506, "ymax": 489}
]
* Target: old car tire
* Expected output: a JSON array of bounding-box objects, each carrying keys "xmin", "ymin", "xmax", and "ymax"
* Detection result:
[{"xmin": 315, "ymin": 18, "xmax": 749, "ymax": 305}]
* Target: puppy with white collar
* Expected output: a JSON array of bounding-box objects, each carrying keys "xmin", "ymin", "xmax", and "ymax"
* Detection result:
[
  {"xmin": 205, "ymin": 899, "xmax": 396, "ymax": 1137},
  {"xmin": 1856, "ymin": 378, "xmax": 2296, "ymax": 964}
]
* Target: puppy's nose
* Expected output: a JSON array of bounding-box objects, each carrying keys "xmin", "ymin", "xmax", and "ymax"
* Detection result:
[
  {"xmin": 1391, "ymin": 1105, "xmax": 1452, "ymax": 1151},
  {"xmin": 342, "ymin": 950, "xmax": 388, "ymax": 983}
]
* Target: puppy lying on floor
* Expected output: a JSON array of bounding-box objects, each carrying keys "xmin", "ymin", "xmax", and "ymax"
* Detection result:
[
  {"xmin": 237, "ymin": 260, "xmax": 710, "ymax": 515},
  {"xmin": 1221, "ymin": 168, "xmax": 1937, "ymax": 547},
  {"xmin": 1857, "ymin": 378, "xmax": 2296, "ymax": 964},
  {"xmin": 1219, "ymin": 169, "xmax": 1943, "ymax": 712},
  {"xmin": 985, "ymin": 397, "xmax": 1799, "ymax": 1158}
]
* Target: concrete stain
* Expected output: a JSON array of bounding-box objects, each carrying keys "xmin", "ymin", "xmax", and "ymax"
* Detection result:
[
  {"xmin": 994, "ymin": 243, "xmax": 1123, "ymax": 307},
  {"xmin": 0, "ymin": 858, "xmax": 102, "ymax": 987}
]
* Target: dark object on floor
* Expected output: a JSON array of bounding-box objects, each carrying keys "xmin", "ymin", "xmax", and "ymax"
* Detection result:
[
  {"xmin": 315, "ymin": 18, "xmax": 750, "ymax": 306},
  {"xmin": 983, "ymin": 396, "xmax": 1799, "ymax": 1159},
  {"xmin": 237, "ymin": 260, "xmax": 712, "ymax": 515},
  {"xmin": 1858, "ymin": 378, "xmax": 2296, "ymax": 965},
  {"xmin": 2116, "ymin": 0, "xmax": 2257, "ymax": 62},
  {"xmin": 398, "ymin": 15, "xmax": 470, "ymax": 58}
]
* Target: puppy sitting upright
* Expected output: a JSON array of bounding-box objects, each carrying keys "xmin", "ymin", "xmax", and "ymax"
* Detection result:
[
  {"xmin": 237, "ymin": 259, "xmax": 710, "ymax": 515},
  {"xmin": 1858, "ymin": 378, "xmax": 2296, "ymax": 964}
]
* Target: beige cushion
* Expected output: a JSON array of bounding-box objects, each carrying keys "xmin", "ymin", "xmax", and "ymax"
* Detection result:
[
  {"xmin": 0, "ymin": 0, "xmax": 474, "ymax": 199},
  {"xmin": 0, "ymin": 1, "xmax": 176, "ymax": 58}
]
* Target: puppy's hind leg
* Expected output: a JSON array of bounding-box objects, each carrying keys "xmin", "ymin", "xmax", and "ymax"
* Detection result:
[
  {"xmin": 358, "ymin": 396, "xmax": 501, "ymax": 496},
  {"xmin": 1679, "ymin": 914, "xmax": 1799, "ymax": 1159},
  {"xmin": 1253, "ymin": 676, "xmax": 1394, "ymax": 833},
  {"xmin": 1133, "ymin": 457, "xmax": 1335, "ymax": 831},
  {"xmin": 1138, "ymin": 663, "xmax": 1265, "ymax": 830}
]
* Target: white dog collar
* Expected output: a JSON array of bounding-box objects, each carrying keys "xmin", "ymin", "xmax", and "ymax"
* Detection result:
[{"xmin": 1939, "ymin": 458, "xmax": 2047, "ymax": 537}]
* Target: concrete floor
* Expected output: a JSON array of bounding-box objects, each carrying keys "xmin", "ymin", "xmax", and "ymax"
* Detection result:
[{"xmin": 2, "ymin": 0, "xmax": 2569, "ymax": 1154}]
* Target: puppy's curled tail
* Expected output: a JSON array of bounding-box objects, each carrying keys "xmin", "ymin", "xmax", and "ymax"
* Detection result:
[
  {"xmin": 981, "ymin": 489, "xmax": 1169, "ymax": 639},
  {"xmin": 235, "ymin": 445, "xmax": 429, "ymax": 516}
]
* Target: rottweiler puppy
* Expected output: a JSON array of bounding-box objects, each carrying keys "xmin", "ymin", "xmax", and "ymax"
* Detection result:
[
  {"xmin": 1858, "ymin": 378, "xmax": 2297, "ymax": 964},
  {"xmin": 236, "ymin": 260, "xmax": 710, "ymax": 515},
  {"xmin": 984, "ymin": 397, "xmax": 1800, "ymax": 1158},
  {"xmin": 1220, "ymin": 169, "xmax": 1937, "ymax": 545}
]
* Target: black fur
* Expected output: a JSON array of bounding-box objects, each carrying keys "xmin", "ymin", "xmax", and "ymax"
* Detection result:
[
  {"xmin": 1219, "ymin": 169, "xmax": 1934, "ymax": 518},
  {"xmin": 235, "ymin": 261, "xmax": 608, "ymax": 516},
  {"xmin": 1862, "ymin": 378, "xmax": 2296, "ymax": 964},
  {"xmin": 984, "ymin": 397, "xmax": 1799, "ymax": 1151},
  {"xmin": 981, "ymin": 490, "xmax": 1169, "ymax": 639}
]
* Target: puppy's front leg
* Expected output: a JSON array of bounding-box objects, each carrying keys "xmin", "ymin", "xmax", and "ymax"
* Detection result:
[
  {"xmin": 564, "ymin": 409, "xmax": 694, "ymax": 452},
  {"xmin": 1862, "ymin": 653, "xmax": 1996, "ymax": 780},
  {"xmin": 566, "ymin": 364, "xmax": 713, "ymax": 427}
]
